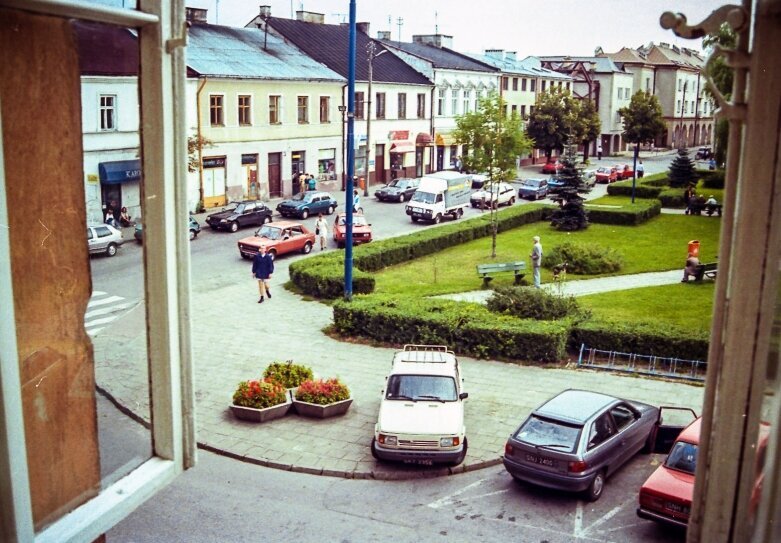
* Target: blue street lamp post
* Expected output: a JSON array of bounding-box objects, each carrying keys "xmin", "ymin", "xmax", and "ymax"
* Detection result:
[{"xmin": 344, "ymin": 0, "xmax": 356, "ymax": 300}]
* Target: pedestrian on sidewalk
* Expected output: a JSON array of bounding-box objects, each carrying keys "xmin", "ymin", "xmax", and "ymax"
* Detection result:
[
  {"xmin": 299, "ymin": 174, "xmax": 307, "ymax": 195},
  {"xmin": 636, "ymin": 160, "xmax": 644, "ymax": 178},
  {"xmin": 307, "ymin": 174, "xmax": 317, "ymax": 191},
  {"xmin": 597, "ymin": 143, "xmax": 603, "ymax": 160},
  {"xmin": 315, "ymin": 213, "xmax": 328, "ymax": 251},
  {"xmin": 252, "ymin": 244, "xmax": 274, "ymax": 303},
  {"xmin": 684, "ymin": 184, "xmax": 695, "ymax": 215},
  {"xmin": 530, "ymin": 235, "xmax": 543, "ymax": 288}
]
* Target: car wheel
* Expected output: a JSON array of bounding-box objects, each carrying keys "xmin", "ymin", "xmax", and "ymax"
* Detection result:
[
  {"xmin": 268, "ymin": 249, "xmax": 277, "ymax": 259},
  {"xmin": 106, "ymin": 243, "xmax": 118, "ymax": 257},
  {"xmin": 433, "ymin": 214, "xmax": 442, "ymax": 224},
  {"xmin": 451, "ymin": 437, "xmax": 468, "ymax": 466},
  {"xmin": 300, "ymin": 209, "xmax": 309, "ymax": 220},
  {"xmin": 509, "ymin": 197, "xmax": 515, "ymax": 206},
  {"xmin": 209, "ymin": 225, "xmax": 217, "ymax": 230},
  {"xmin": 456, "ymin": 208, "xmax": 464, "ymax": 218},
  {"xmin": 302, "ymin": 241, "xmax": 312, "ymax": 254},
  {"xmin": 263, "ymin": 215, "xmax": 271, "ymax": 224},
  {"xmin": 585, "ymin": 470, "xmax": 606, "ymax": 502},
  {"xmin": 411, "ymin": 216, "xmax": 418, "ymax": 223},
  {"xmin": 398, "ymin": 193, "xmax": 405, "ymax": 203},
  {"xmin": 229, "ymin": 221, "xmax": 239, "ymax": 233},
  {"xmin": 240, "ymin": 253, "xmax": 250, "ymax": 260},
  {"xmin": 370, "ymin": 438, "xmax": 382, "ymax": 461},
  {"xmin": 327, "ymin": 205, "xmax": 335, "ymax": 215},
  {"xmin": 189, "ymin": 229, "xmax": 196, "ymax": 241}
]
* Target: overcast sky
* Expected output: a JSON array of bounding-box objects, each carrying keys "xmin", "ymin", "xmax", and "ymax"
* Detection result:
[{"xmin": 180, "ymin": 0, "xmax": 724, "ymax": 57}]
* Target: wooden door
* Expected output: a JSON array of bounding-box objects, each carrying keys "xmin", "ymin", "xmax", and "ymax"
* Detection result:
[
  {"xmin": 375, "ymin": 144, "xmax": 385, "ymax": 184},
  {"xmin": 268, "ymin": 152, "xmax": 281, "ymax": 198}
]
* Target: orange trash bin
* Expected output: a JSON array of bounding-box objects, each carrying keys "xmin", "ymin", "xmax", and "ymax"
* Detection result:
[{"xmin": 688, "ymin": 240, "xmax": 700, "ymax": 257}]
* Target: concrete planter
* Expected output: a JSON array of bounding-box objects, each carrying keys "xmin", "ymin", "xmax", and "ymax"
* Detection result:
[
  {"xmin": 292, "ymin": 397, "xmax": 353, "ymax": 419},
  {"xmin": 230, "ymin": 397, "xmax": 291, "ymax": 423}
]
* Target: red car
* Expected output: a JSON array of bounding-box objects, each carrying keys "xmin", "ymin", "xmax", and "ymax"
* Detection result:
[
  {"xmin": 237, "ymin": 220, "xmax": 315, "ymax": 259},
  {"xmin": 541, "ymin": 160, "xmax": 564, "ymax": 174},
  {"xmin": 595, "ymin": 166, "xmax": 618, "ymax": 183},
  {"xmin": 333, "ymin": 212, "xmax": 373, "ymax": 248},
  {"xmin": 637, "ymin": 415, "xmax": 770, "ymax": 529},
  {"xmin": 613, "ymin": 164, "xmax": 634, "ymax": 180}
]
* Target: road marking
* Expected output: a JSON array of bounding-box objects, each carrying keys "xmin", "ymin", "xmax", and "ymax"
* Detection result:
[
  {"xmin": 84, "ymin": 301, "xmax": 137, "ymax": 319},
  {"xmin": 580, "ymin": 505, "xmax": 623, "ymax": 535},
  {"xmin": 427, "ymin": 478, "xmax": 497, "ymax": 509},
  {"xmin": 85, "ymin": 291, "xmax": 139, "ymax": 337},
  {"xmin": 87, "ymin": 295, "xmax": 125, "ymax": 309},
  {"xmin": 574, "ymin": 501, "xmax": 584, "ymax": 536}
]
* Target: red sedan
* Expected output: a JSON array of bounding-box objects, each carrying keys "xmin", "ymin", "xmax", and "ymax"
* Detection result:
[
  {"xmin": 613, "ymin": 164, "xmax": 634, "ymax": 180},
  {"xmin": 333, "ymin": 212, "xmax": 373, "ymax": 248},
  {"xmin": 541, "ymin": 160, "xmax": 563, "ymax": 174},
  {"xmin": 595, "ymin": 166, "xmax": 618, "ymax": 183},
  {"xmin": 237, "ymin": 220, "xmax": 315, "ymax": 259}
]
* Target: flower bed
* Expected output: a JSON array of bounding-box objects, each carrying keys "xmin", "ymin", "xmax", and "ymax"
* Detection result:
[
  {"xmin": 293, "ymin": 378, "xmax": 352, "ymax": 418},
  {"xmin": 230, "ymin": 378, "xmax": 291, "ymax": 422}
]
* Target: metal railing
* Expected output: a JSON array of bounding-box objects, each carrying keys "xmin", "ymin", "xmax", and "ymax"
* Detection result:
[{"xmin": 577, "ymin": 344, "xmax": 707, "ymax": 382}]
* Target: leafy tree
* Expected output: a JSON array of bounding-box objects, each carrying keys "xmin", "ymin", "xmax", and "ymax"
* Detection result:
[
  {"xmin": 618, "ymin": 91, "xmax": 666, "ymax": 200},
  {"xmin": 703, "ymin": 23, "xmax": 736, "ymax": 166},
  {"xmin": 570, "ymin": 98, "xmax": 601, "ymax": 162},
  {"xmin": 525, "ymin": 87, "xmax": 573, "ymax": 161},
  {"xmin": 454, "ymin": 92, "xmax": 532, "ymax": 257},
  {"xmin": 187, "ymin": 134, "xmax": 213, "ymax": 173},
  {"xmin": 668, "ymin": 147, "xmax": 697, "ymax": 188},
  {"xmin": 549, "ymin": 142, "xmax": 589, "ymax": 231}
]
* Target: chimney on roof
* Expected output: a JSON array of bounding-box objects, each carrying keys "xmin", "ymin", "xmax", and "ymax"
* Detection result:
[
  {"xmin": 413, "ymin": 34, "xmax": 453, "ymax": 49},
  {"xmin": 296, "ymin": 10, "xmax": 324, "ymax": 24},
  {"xmin": 485, "ymin": 49, "xmax": 503, "ymax": 60},
  {"xmin": 377, "ymin": 30, "xmax": 391, "ymax": 40},
  {"xmin": 659, "ymin": 42, "xmax": 670, "ymax": 48},
  {"xmin": 671, "ymin": 45, "xmax": 680, "ymax": 53},
  {"xmin": 356, "ymin": 22, "xmax": 370, "ymax": 34},
  {"xmin": 258, "ymin": 5, "xmax": 271, "ymax": 19},
  {"xmin": 185, "ymin": 7, "xmax": 208, "ymax": 23}
]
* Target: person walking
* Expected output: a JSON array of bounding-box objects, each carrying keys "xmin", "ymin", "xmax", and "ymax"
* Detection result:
[
  {"xmin": 353, "ymin": 189, "xmax": 361, "ymax": 213},
  {"xmin": 681, "ymin": 252, "xmax": 701, "ymax": 282},
  {"xmin": 530, "ymin": 235, "xmax": 543, "ymax": 288},
  {"xmin": 597, "ymin": 143, "xmax": 603, "ymax": 160},
  {"xmin": 636, "ymin": 160, "xmax": 644, "ymax": 178},
  {"xmin": 684, "ymin": 184, "xmax": 695, "ymax": 215},
  {"xmin": 315, "ymin": 213, "xmax": 328, "ymax": 251},
  {"xmin": 299, "ymin": 174, "xmax": 307, "ymax": 195},
  {"xmin": 252, "ymin": 244, "xmax": 274, "ymax": 303},
  {"xmin": 307, "ymin": 174, "xmax": 317, "ymax": 191}
]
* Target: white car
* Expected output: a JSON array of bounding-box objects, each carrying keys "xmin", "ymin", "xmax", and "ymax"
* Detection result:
[
  {"xmin": 371, "ymin": 344, "xmax": 468, "ymax": 466},
  {"xmin": 87, "ymin": 224, "xmax": 124, "ymax": 257},
  {"xmin": 470, "ymin": 182, "xmax": 516, "ymax": 208}
]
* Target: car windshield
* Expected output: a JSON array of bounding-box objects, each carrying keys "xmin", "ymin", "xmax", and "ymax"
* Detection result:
[
  {"xmin": 234, "ymin": 203, "xmax": 247, "ymax": 214},
  {"xmin": 291, "ymin": 192, "xmax": 309, "ymax": 202},
  {"xmin": 337, "ymin": 216, "xmax": 367, "ymax": 227},
  {"xmin": 515, "ymin": 415, "xmax": 581, "ymax": 453},
  {"xmin": 411, "ymin": 191, "xmax": 435, "ymax": 204},
  {"xmin": 665, "ymin": 440, "xmax": 698, "ymax": 474},
  {"xmin": 597, "ymin": 167, "xmax": 611, "ymax": 173},
  {"xmin": 385, "ymin": 374, "xmax": 457, "ymax": 401},
  {"xmin": 523, "ymin": 179, "xmax": 542, "ymax": 187},
  {"xmin": 256, "ymin": 225, "xmax": 281, "ymax": 240},
  {"xmin": 389, "ymin": 179, "xmax": 404, "ymax": 188}
]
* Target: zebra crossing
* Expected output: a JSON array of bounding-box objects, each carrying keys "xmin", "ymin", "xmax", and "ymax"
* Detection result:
[{"xmin": 85, "ymin": 291, "xmax": 139, "ymax": 337}]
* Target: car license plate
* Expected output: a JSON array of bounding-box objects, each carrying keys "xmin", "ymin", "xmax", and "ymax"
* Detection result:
[
  {"xmin": 525, "ymin": 453, "xmax": 555, "ymax": 467},
  {"xmin": 664, "ymin": 501, "xmax": 690, "ymax": 515},
  {"xmin": 403, "ymin": 459, "xmax": 433, "ymax": 466}
]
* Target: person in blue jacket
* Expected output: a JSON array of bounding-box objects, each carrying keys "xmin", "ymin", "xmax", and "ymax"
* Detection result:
[{"xmin": 251, "ymin": 244, "xmax": 274, "ymax": 303}]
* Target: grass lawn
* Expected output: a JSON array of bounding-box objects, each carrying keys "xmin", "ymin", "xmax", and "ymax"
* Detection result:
[
  {"xmin": 373, "ymin": 214, "xmax": 722, "ymax": 297},
  {"xmin": 578, "ymin": 282, "xmax": 715, "ymax": 333}
]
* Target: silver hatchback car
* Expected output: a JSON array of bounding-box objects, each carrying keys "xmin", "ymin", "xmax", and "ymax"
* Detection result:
[
  {"xmin": 87, "ymin": 224, "xmax": 124, "ymax": 257},
  {"xmin": 503, "ymin": 389, "xmax": 659, "ymax": 501}
]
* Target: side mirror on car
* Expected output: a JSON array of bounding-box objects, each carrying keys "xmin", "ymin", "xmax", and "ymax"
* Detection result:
[{"xmin": 459, "ymin": 392, "xmax": 469, "ymax": 400}]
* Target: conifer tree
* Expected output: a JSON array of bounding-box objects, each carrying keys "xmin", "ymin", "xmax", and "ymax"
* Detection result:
[
  {"xmin": 668, "ymin": 147, "xmax": 697, "ymax": 188},
  {"xmin": 550, "ymin": 143, "xmax": 589, "ymax": 231}
]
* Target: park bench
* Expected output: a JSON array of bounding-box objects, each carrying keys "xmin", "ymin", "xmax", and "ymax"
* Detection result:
[
  {"xmin": 476, "ymin": 261, "xmax": 526, "ymax": 286},
  {"xmin": 693, "ymin": 262, "xmax": 718, "ymax": 281},
  {"xmin": 688, "ymin": 201, "xmax": 722, "ymax": 216}
]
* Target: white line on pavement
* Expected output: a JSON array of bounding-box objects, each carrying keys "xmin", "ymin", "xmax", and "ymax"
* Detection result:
[
  {"xmin": 426, "ymin": 478, "xmax": 490, "ymax": 509},
  {"xmin": 84, "ymin": 301, "xmax": 137, "ymax": 319},
  {"xmin": 87, "ymin": 295, "xmax": 125, "ymax": 308}
]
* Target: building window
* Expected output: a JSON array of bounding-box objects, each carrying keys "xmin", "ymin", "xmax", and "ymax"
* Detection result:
[
  {"xmin": 684, "ymin": 101, "xmax": 688, "ymax": 114},
  {"xmin": 451, "ymin": 89, "xmax": 459, "ymax": 116},
  {"xmin": 511, "ymin": 104, "xmax": 517, "ymax": 116},
  {"xmin": 512, "ymin": 77, "xmax": 518, "ymax": 91},
  {"xmin": 502, "ymin": 77, "xmax": 508, "ymax": 90},
  {"xmin": 677, "ymin": 99, "xmax": 682, "ymax": 113},
  {"xmin": 355, "ymin": 91, "xmax": 365, "ymax": 120},
  {"xmin": 319, "ymin": 96, "xmax": 330, "ymax": 123},
  {"xmin": 678, "ymin": 78, "xmax": 682, "ymax": 91},
  {"xmin": 529, "ymin": 105, "xmax": 535, "ymax": 115},
  {"xmin": 646, "ymin": 77, "xmax": 651, "ymax": 92},
  {"xmin": 318, "ymin": 148, "xmax": 337, "ymax": 180},
  {"xmin": 99, "ymin": 94, "xmax": 116, "ymax": 131},
  {"xmin": 566, "ymin": 82, "xmax": 571, "ymax": 90},
  {"xmin": 521, "ymin": 78, "xmax": 527, "ymax": 91},
  {"xmin": 238, "ymin": 95, "xmax": 251, "ymax": 126},
  {"xmin": 530, "ymin": 79, "xmax": 537, "ymax": 92},
  {"xmin": 417, "ymin": 93, "xmax": 426, "ymax": 118},
  {"xmin": 437, "ymin": 88, "xmax": 445, "ymax": 116},
  {"xmin": 521, "ymin": 105, "xmax": 526, "ymax": 118},
  {"xmin": 504, "ymin": 105, "xmax": 509, "ymax": 118},
  {"xmin": 474, "ymin": 90, "xmax": 481, "ymax": 111},
  {"xmin": 398, "ymin": 93, "xmax": 407, "ymax": 119},
  {"xmin": 269, "ymin": 95, "xmax": 280, "ymax": 124},
  {"xmin": 210, "ymin": 95, "xmax": 224, "ymax": 126},
  {"xmin": 618, "ymin": 88, "xmax": 623, "ymax": 99},
  {"xmin": 297, "ymin": 96, "xmax": 309, "ymax": 124},
  {"xmin": 541, "ymin": 80, "xmax": 547, "ymax": 92},
  {"xmin": 463, "ymin": 90, "xmax": 471, "ymax": 113},
  {"xmin": 376, "ymin": 92, "xmax": 386, "ymax": 119}
]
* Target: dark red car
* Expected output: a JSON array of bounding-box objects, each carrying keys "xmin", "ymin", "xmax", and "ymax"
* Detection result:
[
  {"xmin": 541, "ymin": 160, "xmax": 564, "ymax": 174},
  {"xmin": 333, "ymin": 212, "xmax": 373, "ymax": 248},
  {"xmin": 613, "ymin": 164, "xmax": 634, "ymax": 180},
  {"xmin": 237, "ymin": 220, "xmax": 315, "ymax": 259},
  {"xmin": 595, "ymin": 166, "xmax": 618, "ymax": 183}
]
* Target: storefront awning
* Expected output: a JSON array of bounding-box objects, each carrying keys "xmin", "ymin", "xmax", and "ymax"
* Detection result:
[
  {"xmin": 98, "ymin": 159, "xmax": 142, "ymax": 184},
  {"xmin": 390, "ymin": 141, "xmax": 415, "ymax": 153},
  {"xmin": 416, "ymin": 132, "xmax": 434, "ymax": 146}
]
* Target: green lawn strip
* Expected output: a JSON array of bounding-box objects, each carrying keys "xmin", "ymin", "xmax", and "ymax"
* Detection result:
[
  {"xmin": 577, "ymin": 282, "xmax": 715, "ymax": 333},
  {"xmin": 373, "ymin": 214, "xmax": 721, "ymax": 297}
]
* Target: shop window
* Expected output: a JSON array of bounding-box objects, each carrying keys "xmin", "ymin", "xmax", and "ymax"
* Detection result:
[{"xmin": 318, "ymin": 148, "xmax": 336, "ymax": 180}]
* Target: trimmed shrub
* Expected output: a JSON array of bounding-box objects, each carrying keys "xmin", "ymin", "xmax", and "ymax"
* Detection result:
[
  {"xmin": 263, "ymin": 360, "xmax": 314, "ymax": 388},
  {"xmin": 585, "ymin": 199, "xmax": 661, "ymax": 225},
  {"xmin": 699, "ymin": 169, "xmax": 725, "ymax": 189},
  {"xmin": 544, "ymin": 241, "xmax": 623, "ymax": 275},
  {"xmin": 332, "ymin": 295, "xmax": 569, "ymax": 362},
  {"xmin": 487, "ymin": 286, "xmax": 587, "ymax": 321},
  {"xmin": 232, "ymin": 378, "xmax": 288, "ymax": 409},
  {"xmin": 570, "ymin": 320, "xmax": 710, "ymax": 360},
  {"xmin": 658, "ymin": 188, "xmax": 686, "ymax": 208},
  {"xmin": 294, "ymin": 378, "xmax": 350, "ymax": 404}
]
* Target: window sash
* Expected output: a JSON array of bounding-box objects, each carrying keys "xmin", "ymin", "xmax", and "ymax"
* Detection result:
[
  {"xmin": 355, "ymin": 92, "xmax": 364, "ymax": 120},
  {"xmin": 417, "ymin": 93, "xmax": 425, "ymax": 118},
  {"xmin": 99, "ymin": 95, "xmax": 116, "ymax": 130},
  {"xmin": 269, "ymin": 95, "xmax": 280, "ymax": 124},
  {"xmin": 376, "ymin": 92, "xmax": 385, "ymax": 119},
  {"xmin": 398, "ymin": 93, "xmax": 406, "ymax": 119},
  {"xmin": 297, "ymin": 96, "xmax": 308, "ymax": 123},
  {"xmin": 319, "ymin": 96, "xmax": 329, "ymax": 123},
  {"xmin": 210, "ymin": 95, "xmax": 223, "ymax": 126},
  {"xmin": 238, "ymin": 95, "xmax": 251, "ymax": 125}
]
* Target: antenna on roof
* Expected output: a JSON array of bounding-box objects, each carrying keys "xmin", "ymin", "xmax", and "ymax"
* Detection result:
[
  {"xmin": 396, "ymin": 16, "xmax": 404, "ymax": 41},
  {"xmin": 434, "ymin": 11, "xmax": 438, "ymax": 34},
  {"xmin": 331, "ymin": 12, "xmax": 347, "ymax": 23},
  {"xmin": 215, "ymin": 0, "xmax": 219, "ymax": 24}
]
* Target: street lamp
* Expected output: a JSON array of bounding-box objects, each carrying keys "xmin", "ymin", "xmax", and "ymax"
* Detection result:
[
  {"xmin": 363, "ymin": 41, "xmax": 387, "ymax": 197},
  {"xmin": 338, "ymin": 104, "xmax": 347, "ymax": 190}
]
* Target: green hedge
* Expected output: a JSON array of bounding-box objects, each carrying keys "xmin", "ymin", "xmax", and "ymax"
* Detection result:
[
  {"xmin": 288, "ymin": 254, "xmax": 375, "ymax": 298},
  {"xmin": 333, "ymin": 295, "xmax": 569, "ymax": 362},
  {"xmin": 585, "ymin": 199, "xmax": 661, "ymax": 225},
  {"xmin": 658, "ymin": 188, "xmax": 686, "ymax": 208},
  {"xmin": 569, "ymin": 321, "xmax": 709, "ymax": 360},
  {"xmin": 699, "ymin": 169, "xmax": 725, "ymax": 189}
]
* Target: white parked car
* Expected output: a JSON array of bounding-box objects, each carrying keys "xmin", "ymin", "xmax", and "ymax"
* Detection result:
[
  {"xmin": 87, "ymin": 224, "xmax": 124, "ymax": 257},
  {"xmin": 470, "ymin": 181, "xmax": 516, "ymax": 208},
  {"xmin": 371, "ymin": 344, "xmax": 468, "ymax": 466}
]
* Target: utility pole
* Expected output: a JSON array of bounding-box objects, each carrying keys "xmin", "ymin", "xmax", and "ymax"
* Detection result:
[
  {"xmin": 364, "ymin": 41, "xmax": 386, "ymax": 197},
  {"xmin": 396, "ymin": 17, "xmax": 404, "ymax": 41},
  {"xmin": 344, "ymin": 0, "xmax": 356, "ymax": 300}
]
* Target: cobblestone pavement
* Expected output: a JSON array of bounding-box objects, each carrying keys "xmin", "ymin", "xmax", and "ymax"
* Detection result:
[{"xmin": 94, "ymin": 258, "xmax": 704, "ymax": 480}]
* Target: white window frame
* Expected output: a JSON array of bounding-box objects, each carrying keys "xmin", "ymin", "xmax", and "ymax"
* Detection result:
[
  {"xmin": 437, "ymin": 88, "xmax": 445, "ymax": 116},
  {"xmin": 0, "ymin": 2, "xmax": 194, "ymax": 542},
  {"xmin": 462, "ymin": 89, "xmax": 471, "ymax": 114},
  {"xmin": 451, "ymin": 88, "xmax": 459, "ymax": 116},
  {"xmin": 99, "ymin": 94, "xmax": 117, "ymax": 131}
]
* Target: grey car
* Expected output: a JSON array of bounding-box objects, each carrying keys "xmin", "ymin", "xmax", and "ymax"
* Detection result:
[
  {"xmin": 374, "ymin": 177, "xmax": 421, "ymax": 202},
  {"xmin": 503, "ymin": 389, "xmax": 659, "ymax": 501},
  {"xmin": 87, "ymin": 224, "xmax": 124, "ymax": 257}
]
